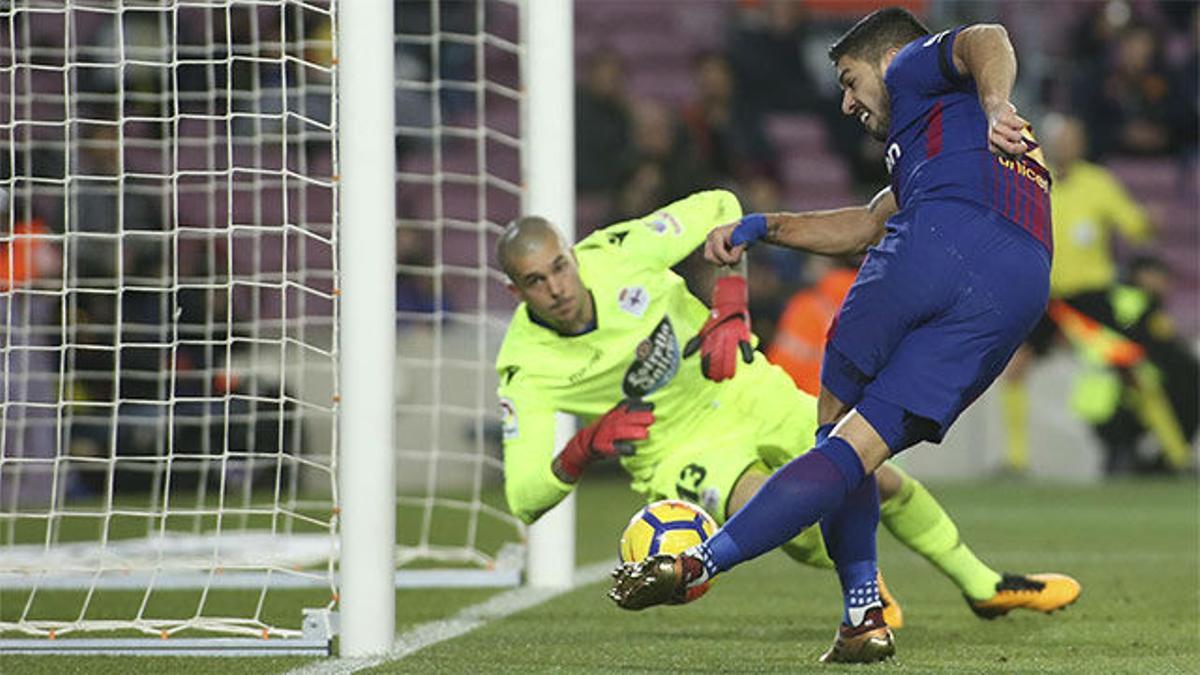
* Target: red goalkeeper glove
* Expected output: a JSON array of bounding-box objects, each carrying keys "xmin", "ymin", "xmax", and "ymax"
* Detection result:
[
  {"xmin": 555, "ymin": 399, "xmax": 655, "ymax": 482},
  {"xmin": 683, "ymin": 275, "xmax": 753, "ymax": 382}
]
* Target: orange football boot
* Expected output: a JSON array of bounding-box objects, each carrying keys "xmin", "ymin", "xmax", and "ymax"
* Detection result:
[{"xmin": 968, "ymin": 573, "xmax": 1082, "ymax": 619}]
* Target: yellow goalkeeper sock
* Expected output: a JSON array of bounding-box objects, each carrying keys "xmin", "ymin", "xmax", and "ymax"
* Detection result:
[
  {"xmin": 880, "ymin": 466, "xmax": 1002, "ymax": 601},
  {"xmin": 1001, "ymin": 380, "xmax": 1030, "ymax": 472}
]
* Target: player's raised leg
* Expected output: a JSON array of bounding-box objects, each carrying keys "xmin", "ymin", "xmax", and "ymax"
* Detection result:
[
  {"xmin": 608, "ymin": 405, "xmax": 892, "ymax": 606},
  {"xmin": 726, "ymin": 460, "xmax": 903, "ymax": 630},
  {"xmin": 814, "ymin": 395, "xmax": 896, "ymax": 662}
]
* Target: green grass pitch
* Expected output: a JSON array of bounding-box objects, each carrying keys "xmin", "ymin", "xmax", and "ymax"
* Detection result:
[{"xmin": 3, "ymin": 476, "xmax": 1197, "ymax": 673}]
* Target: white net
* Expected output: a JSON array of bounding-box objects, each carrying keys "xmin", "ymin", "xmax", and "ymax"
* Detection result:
[
  {"xmin": 1, "ymin": 0, "xmax": 531, "ymax": 646},
  {"xmin": 0, "ymin": 1, "xmax": 338, "ymax": 640},
  {"xmin": 393, "ymin": 0, "xmax": 524, "ymax": 572}
]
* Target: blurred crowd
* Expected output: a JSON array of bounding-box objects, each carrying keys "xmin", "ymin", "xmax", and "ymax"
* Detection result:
[{"xmin": 2, "ymin": 5, "xmax": 334, "ymax": 498}]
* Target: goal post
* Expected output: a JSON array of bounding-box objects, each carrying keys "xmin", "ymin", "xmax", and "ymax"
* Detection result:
[
  {"xmin": 337, "ymin": 0, "xmax": 395, "ymax": 658},
  {"xmin": 522, "ymin": 0, "xmax": 576, "ymax": 590}
]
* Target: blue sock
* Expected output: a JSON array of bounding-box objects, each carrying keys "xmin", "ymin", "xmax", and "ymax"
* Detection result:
[
  {"xmin": 821, "ymin": 474, "xmax": 881, "ymax": 626},
  {"xmin": 698, "ymin": 437, "xmax": 865, "ymax": 576},
  {"xmin": 816, "ymin": 423, "xmax": 835, "ymax": 444}
]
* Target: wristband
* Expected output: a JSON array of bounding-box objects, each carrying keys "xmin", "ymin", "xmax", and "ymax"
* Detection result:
[{"xmin": 730, "ymin": 213, "xmax": 768, "ymax": 248}]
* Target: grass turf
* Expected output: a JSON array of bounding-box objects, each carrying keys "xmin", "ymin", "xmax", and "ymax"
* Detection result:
[{"xmin": 3, "ymin": 477, "xmax": 1197, "ymax": 673}]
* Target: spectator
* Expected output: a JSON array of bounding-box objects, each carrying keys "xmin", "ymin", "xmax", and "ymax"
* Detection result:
[
  {"xmin": 67, "ymin": 125, "xmax": 163, "ymax": 285},
  {"xmin": 0, "ymin": 189, "xmax": 59, "ymax": 506},
  {"xmin": 725, "ymin": 0, "xmax": 818, "ymax": 114},
  {"xmin": 1077, "ymin": 23, "xmax": 1178, "ymax": 157},
  {"xmin": 576, "ymin": 52, "xmax": 634, "ymax": 198},
  {"xmin": 681, "ymin": 52, "xmax": 779, "ymax": 184},
  {"xmin": 1066, "ymin": 0, "xmax": 1132, "ymax": 65},
  {"xmin": 1166, "ymin": 6, "xmax": 1199, "ymax": 161},
  {"xmin": 610, "ymin": 101, "xmax": 704, "ymax": 223},
  {"xmin": 396, "ymin": 227, "xmax": 448, "ymax": 319}
]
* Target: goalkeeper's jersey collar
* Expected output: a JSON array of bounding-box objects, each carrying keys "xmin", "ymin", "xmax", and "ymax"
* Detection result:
[{"xmin": 526, "ymin": 290, "xmax": 598, "ymax": 337}]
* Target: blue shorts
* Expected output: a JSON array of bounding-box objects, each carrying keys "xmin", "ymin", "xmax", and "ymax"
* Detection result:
[{"xmin": 821, "ymin": 200, "xmax": 1051, "ymax": 451}]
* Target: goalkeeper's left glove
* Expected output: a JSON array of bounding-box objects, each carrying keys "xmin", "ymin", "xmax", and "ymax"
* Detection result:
[{"xmin": 683, "ymin": 275, "xmax": 753, "ymax": 382}]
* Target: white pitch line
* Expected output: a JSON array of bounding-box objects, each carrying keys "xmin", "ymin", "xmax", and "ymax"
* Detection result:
[{"xmin": 286, "ymin": 560, "xmax": 614, "ymax": 675}]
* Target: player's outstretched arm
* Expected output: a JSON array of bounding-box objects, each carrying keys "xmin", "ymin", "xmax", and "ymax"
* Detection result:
[
  {"xmin": 704, "ymin": 187, "xmax": 896, "ymax": 265},
  {"xmin": 953, "ymin": 24, "xmax": 1027, "ymax": 156}
]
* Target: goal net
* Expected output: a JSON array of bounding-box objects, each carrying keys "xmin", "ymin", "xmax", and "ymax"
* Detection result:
[
  {"xmin": 393, "ymin": 0, "xmax": 525, "ymax": 581},
  {"xmin": 1, "ymin": 0, "xmax": 529, "ymax": 652},
  {"xmin": 0, "ymin": 0, "xmax": 340, "ymax": 647}
]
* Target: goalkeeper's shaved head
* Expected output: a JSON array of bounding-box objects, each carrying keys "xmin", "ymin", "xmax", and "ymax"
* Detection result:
[
  {"xmin": 497, "ymin": 215, "xmax": 567, "ymax": 279},
  {"xmin": 498, "ymin": 215, "xmax": 593, "ymax": 335}
]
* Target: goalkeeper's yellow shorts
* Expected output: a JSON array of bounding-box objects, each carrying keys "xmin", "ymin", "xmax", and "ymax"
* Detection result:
[{"xmin": 637, "ymin": 360, "xmax": 829, "ymax": 566}]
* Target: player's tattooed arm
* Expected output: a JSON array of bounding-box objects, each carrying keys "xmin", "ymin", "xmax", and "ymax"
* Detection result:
[
  {"xmin": 703, "ymin": 188, "xmax": 895, "ymax": 264},
  {"xmin": 954, "ymin": 24, "xmax": 1028, "ymax": 156}
]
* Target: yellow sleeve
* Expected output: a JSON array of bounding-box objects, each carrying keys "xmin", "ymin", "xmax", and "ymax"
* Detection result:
[
  {"xmin": 579, "ymin": 190, "xmax": 743, "ymax": 270},
  {"xmin": 497, "ymin": 379, "xmax": 574, "ymax": 525},
  {"xmin": 1098, "ymin": 170, "xmax": 1152, "ymax": 243}
]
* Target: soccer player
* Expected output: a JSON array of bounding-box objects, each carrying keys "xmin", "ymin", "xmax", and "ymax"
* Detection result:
[
  {"xmin": 609, "ymin": 9, "xmax": 1081, "ymax": 663},
  {"xmin": 497, "ymin": 189, "xmax": 1077, "ymax": 632}
]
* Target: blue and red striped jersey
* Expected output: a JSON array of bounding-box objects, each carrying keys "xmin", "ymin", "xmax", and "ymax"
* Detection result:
[{"xmin": 883, "ymin": 26, "xmax": 1053, "ymax": 253}]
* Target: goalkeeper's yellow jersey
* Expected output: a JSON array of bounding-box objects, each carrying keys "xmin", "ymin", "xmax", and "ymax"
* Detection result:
[{"xmin": 497, "ymin": 190, "xmax": 806, "ymax": 524}]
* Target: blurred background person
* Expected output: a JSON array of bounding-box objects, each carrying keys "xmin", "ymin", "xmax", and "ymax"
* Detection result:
[
  {"xmin": 682, "ymin": 51, "xmax": 780, "ymax": 185},
  {"xmin": 998, "ymin": 113, "xmax": 1154, "ymax": 475},
  {"xmin": 767, "ymin": 255, "xmax": 859, "ymax": 397},
  {"xmin": 0, "ymin": 187, "xmax": 61, "ymax": 506},
  {"xmin": 576, "ymin": 52, "xmax": 635, "ymax": 204},
  {"xmin": 1048, "ymin": 255, "xmax": 1196, "ymax": 474},
  {"xmin": 725, "ymin": 0, "xmax": 820, "ymax": 115},
  {"xmin": 1075, "ymin": 22, "xmax": 1181, "ymax": 158},
  {"xmin": 609, "ymin": 100, "xmax": 704, "ymax": 224}
]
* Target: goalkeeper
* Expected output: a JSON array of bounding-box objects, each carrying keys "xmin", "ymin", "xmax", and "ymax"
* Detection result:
[{"xmin": 497, "ymin": 189, "xmax": 1075, "ymax": 621}]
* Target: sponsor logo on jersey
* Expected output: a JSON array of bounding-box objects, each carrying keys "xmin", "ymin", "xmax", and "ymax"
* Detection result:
[
  {"xmin": 995, "ymin": 153, "xmax": 1050, "ymax": 193},
  {"xmin": 645, "ymin": 211, "xmax": 682, "ymax": 236},
  {"xmin": 618, "ymin": 285, "xmax": 650, "ymax": 318},
  {"xmin": 499, "ymin": 397, "xmax": 518, "ymax": 440},
  {"xmin": 622, "ymin": 317, "xmax": 679, "ymax": 397}
]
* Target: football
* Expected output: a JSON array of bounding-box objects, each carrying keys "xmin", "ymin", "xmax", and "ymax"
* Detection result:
[{"xmin": 619, "ymin": 499, "xmax": 718, "ymax": 603}]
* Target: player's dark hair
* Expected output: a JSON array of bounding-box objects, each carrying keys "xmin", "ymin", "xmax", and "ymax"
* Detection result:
[{"xmin": 828, "ymin": 7, "xmax": 930, "ymax": 64}]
